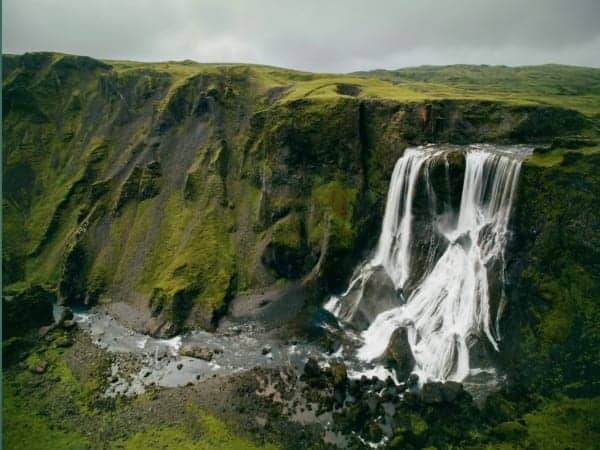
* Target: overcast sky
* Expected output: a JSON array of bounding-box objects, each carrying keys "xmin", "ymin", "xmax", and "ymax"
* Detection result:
[{"xmin": 3, "ymin": 0, "xmax": 600, "ymax": 72}]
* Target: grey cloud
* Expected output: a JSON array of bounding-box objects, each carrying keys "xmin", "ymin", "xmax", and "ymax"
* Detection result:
[{"xmin": 3, "ymin": 0, "xmax": 599, "ymax": 71}]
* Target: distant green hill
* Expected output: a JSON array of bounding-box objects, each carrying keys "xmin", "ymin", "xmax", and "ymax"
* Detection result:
[{"xmin": 355, "ymin": 64, "xmax": 600, "ymax": 116}]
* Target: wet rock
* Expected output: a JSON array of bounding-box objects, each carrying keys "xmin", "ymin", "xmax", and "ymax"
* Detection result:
[
  {"xmin": 384, "ymin": 327, "xmax": 415, "ymax": 381},
  {"xmin": 440, "ymin": 381, "xmax": 464, "ymax": 402},
  {"xmin": 261, "ymin": 345, "xmax": 272, "ymax": 355},
  {"xmin": 381, "ymin": 386, "xmax": 398, "ymax": 402},
  {"xmin": 407, "ymin": 373, "xmax": 419, "ymax": 388},
  {"xmin": 38, "ymin": 325, "xmax": 55, "ymax": 338},
  {"xmin": 180, "ymin": 343, "xmax": 213, "ymax": 361},
  {"xmin": 421, "ymin": 382, "xmax": 444, "ymax": 404},
  {"xmin": 303, "ymin": 357, "xmax": 321, "ymax": 378},
  {"xmin": 302, "ymin": 357, "xmax": 329, "ymax": 388},
  {"xmin": 30, "ymin": 360, "xmax": 49, "ymax": 374},
  {"xmin": 421, "ymin": 381, "xmax": 466, "ymax": 404},
  {"xmin": 333, "ymin": 386, "xmax": 346, "ymax": 406},
  {"xmin": 365, "ymin": 392, "xmax": 381, "ymax": 415},
  {"xmin": 58, "ymin": 307, "xmax": 74, "ymax": 325},
  {"xmin": 177, "ymin": 363, "xmax": 183, "ymax": 370},
  {"xmin": 371, "ymin": 378, "xmax": 385, "ymax": 392},
  {"xmin": 61, "ymin": 319, "xmax": 77, "ymax": 330},
  {"xmin": 340, "ymin": 266, "xmax": 402, "ymax": 330}
]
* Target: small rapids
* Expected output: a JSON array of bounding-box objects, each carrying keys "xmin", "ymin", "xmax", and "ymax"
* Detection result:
[
  {"xmin": 326, "ymin": 144, "xmax": 531, "ymax": 383},
  {"xmin": 60, "ymin": 307, "xmax": 319, "ymax": 397}
]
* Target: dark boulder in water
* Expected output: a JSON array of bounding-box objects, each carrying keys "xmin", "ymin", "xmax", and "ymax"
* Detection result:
[
  {"xmin": 57, "ymin": 307, "xmax": 74, "ymax": 325},
  {"xmin": 335, "ymin": 265, "xmax": 403, "ymax": 330}
]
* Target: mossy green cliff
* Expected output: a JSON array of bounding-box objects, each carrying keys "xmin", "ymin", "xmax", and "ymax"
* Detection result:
[
  {"xmin": 3, "ymin": 53, "xmax": 600, "ymax": 449},
  {"xmin": 4, "ymin": 53, "xmax": 598, "ymax": 338}
]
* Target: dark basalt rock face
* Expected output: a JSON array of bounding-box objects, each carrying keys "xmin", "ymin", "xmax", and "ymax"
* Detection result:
[
  {"xmin": 500, "ymin": 151, "xmax": 600, "ymax": 396},
  {"xmin": 338, "ymin": 265, "xmax": 402, "ymax": 330},
  {"xmin": 2, "ymin": 285, "xmax": 55, "ymax": 338}
]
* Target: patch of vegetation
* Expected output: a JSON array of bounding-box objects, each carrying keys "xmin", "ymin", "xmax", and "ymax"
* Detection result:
[
  {"xmin": 111, "ymin": 409, "xmax": 279, "ymax": 450},
  {"xmin": 3, "ymin": 382, "xmax": 91, "ymax": 450},
  {"xmin": 356, "ymin": 64, "xmax": 600, "ymax": 116}
]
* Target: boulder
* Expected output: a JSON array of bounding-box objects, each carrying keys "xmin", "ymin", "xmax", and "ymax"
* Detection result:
[
  {"xmin": 440, "ymin": 380, "xmax": 464, "ymax": 402},
  {"xmin": 421, "ymin": 381, "xmax": 466, "ymax": 404},
  {"xmin": 30, "ymin": 360, "xmax": 49, "ymax": 374},
  {"xmin": 384, "ymin": 327, "xmax": 415, "ymax": 381},
  {"xmin": 421, "ymin": 382, "xmax": 444, "ymax": 404},
  {"xmin": 61, "ymin": 319, "xmax": 77, "ymax": 330},
  {"xmin": 302, "ymin": 357, "xmax": 331, "ymax": 388},
  {"xmin": 57, "ymin": 307, "xmax": 74, "ymax": 325},
  {"xmin": 261, "ymin": 344, "xmax": 272, "ymax": 355},
  {"xmin": 330, "ymin": 361, "xmax": 348, "ymax": 388},
  {"xmin": 179, "ymin": 343, "xmax": 213, "ymax": 361},
  {"xmin": 2, "ymin": 285, "xmax": 55, "ymax": 338},
  {"xmin": 303, "ymin": 357, "xmax": 321, "ymax": 378},
  {"xmin": 407, "ymin": 374, "xmax": 419, "ymax": 388},
  {"xmin": 339, "ymin": 266, "xmax": 402, "ymax": 330}
]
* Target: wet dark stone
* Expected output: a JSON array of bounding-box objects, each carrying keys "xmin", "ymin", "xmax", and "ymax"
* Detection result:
[
  {"xmin": 61, "ymin": 319, "xmax": 77, "ymax": 330},
  {"xmin": 421, "ymin": 381, "xmax": 466, "ymax": 404},
  {"xmin": 385, "ymin": 327, "xmax": 416, "ymax": 381},
  {"xmin": 30, "ymin": 360, "xmax": 49, "ymax": 374},
  {"xmin": 407, "ymin": 373, "xmax": 419, "ymax": 388},
  {"xmin": 333, "ymin": 386, "xmax": 346, "ymax": 406},
  {"xmin": 303, "ymin": 357, "xmax": 321, "ymax": 378},
  {"xmin": 58, "ymin": 307, "xmax": 74, "ymax": 324},
  {"xmin": 365, "ymin": 392, "xmax": 381, "ymax": 415}
]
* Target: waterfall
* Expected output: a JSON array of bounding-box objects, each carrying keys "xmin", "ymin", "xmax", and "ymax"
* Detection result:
[{"xmin": 326, "ymin": 144, "xmax": 530, "ymax": 382}]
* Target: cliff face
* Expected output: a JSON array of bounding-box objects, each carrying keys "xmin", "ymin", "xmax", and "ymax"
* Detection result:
[
  {"xmin": 502, "ymin": 148, "xmax": 600, "ymax": 396},
  {"xmin": 2, "ymin": 52, "xmax": 595, "ymax": 338}
]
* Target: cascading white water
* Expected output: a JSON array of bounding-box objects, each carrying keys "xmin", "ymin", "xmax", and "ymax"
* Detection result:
[{"xmin": 326, "ymin": 144, "xmax": 530, "ymax": 382}]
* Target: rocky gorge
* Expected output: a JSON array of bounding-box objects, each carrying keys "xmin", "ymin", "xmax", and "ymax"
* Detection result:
[{"xmin": 2, "ymin": 53, "xmax": 600, "ymax": 449}]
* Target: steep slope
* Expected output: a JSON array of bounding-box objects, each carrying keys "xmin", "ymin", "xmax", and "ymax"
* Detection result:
[
  {"xmin": 2, "ymin": 53, "xmax": 595, "ymax": 337},
  {"xmin": 3, "ymin": 53, "xmax": 600, "ymax": 449}
]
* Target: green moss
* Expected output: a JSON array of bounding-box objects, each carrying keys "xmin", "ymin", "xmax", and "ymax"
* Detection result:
[
  {"xmin": 270, "ymin": 214, "xmax": 302, "ymax": 248},
  {"xmin": 355, "ymin": 64, "xmax": 600, "ymax": 116},
  {"xmin": 526, "ymin": 145, "xmax": 600, "ymax": 167},
  {"xmin": 2, "ymin": 383, "xmax": 91, "ymax": 450},
  {"xmin": 523, "ymin": 397, "xmax": 600, "ymax": 449},
  {"xmin": 112, "ymin": 404, "xmax": 278, "ymax": 450},
  {"xmin": 309, "ymin": 180, "xmax": 358, "ymax": 250},
  {"xmin": 408, "ymin": 414, "xmax": 429, "ymax": 436},
  {"xmin": 140, "ymin": 189, "xmax": 235, "ymax": 312}
]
